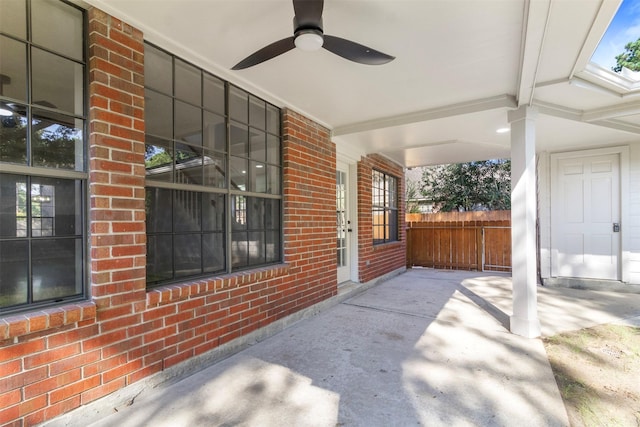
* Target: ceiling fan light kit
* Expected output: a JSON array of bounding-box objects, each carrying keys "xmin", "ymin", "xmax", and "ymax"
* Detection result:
[
  {"xmin": 295, "ymin": 30, "xmax": 324, "ymax": 52},
  {"xmin": 232, "ymin": 0, "xmax": 394, "ymax": 70}
]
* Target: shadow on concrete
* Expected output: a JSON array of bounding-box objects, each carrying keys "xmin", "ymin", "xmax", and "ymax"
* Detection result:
[{"xmin": 53, "ymin": 267, "xmax": 640, "ymax": 426}]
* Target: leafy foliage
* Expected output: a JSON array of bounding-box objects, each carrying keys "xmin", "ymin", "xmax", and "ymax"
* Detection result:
[
  {"xmin": 421, "ymin": 159, "xmax": 511, "ymax": 212},
  {"xmin": 405, "ymin": 178, "xmax": 422, "ymax": 213},
  {"xmin": 613, "ymin": 38, "xmax": 640, "ymax": 73}
]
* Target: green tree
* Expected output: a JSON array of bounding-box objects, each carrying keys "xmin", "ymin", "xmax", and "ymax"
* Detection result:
[
  {"xmin": 613, "ymin": 38, "xmax": 640, "ymax": 73},
  {"xmin": 405, "ymin": 178, "xmax": 422, "ymax": 214},
  {"xmin": 421, "ymin": 159, "xmax": 510, "ymax": 212}
]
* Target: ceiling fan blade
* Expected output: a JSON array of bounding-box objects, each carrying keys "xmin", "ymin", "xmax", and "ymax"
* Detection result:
[
  {"xmin": 232, "ymin": 37, "xmax": 296, "ymax": 70},
  {"xmin": 293, "ymin": 0, "xmax": 324, "ymax": 29},
  {"xmin": 322, "ymin": 35, "xmax": 394, "ymax": 65}
]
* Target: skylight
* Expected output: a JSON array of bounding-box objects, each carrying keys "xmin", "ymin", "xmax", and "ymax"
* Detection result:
[{"xmin": 591, "ymin": 0, "xmax": 640, "ymax": 72}]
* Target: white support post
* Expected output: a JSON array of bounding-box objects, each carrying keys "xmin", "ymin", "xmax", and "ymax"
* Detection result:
[{"xmin": 508, "ymin": 106, "xmax": 541, "ymax": 338}]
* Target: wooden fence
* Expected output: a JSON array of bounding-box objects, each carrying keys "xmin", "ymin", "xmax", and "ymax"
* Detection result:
[{"xmin": 406, "ymin": 211, "xmax": 511, "ymax": 272}]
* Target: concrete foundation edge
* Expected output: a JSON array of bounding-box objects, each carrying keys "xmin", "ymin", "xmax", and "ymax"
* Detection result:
[{"xmin": 40, "ymin": 267, "xmax": 406, "ymax": 427}]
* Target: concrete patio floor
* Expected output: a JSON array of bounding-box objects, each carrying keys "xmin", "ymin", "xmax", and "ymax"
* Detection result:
[{"xmin": 45, "ymin": 268, "xmax": 640, "ymax": 427}]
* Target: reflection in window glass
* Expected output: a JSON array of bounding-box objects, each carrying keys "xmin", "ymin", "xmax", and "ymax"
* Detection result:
[
  {"xmin": 175, "ymin": 100, "xmax": 202, "ymax": 145},
  {"xmin": 145, "ymin": 89, "xmax": 173, "ymax": 139},
  {"xmin": 230, "ymin": 122, "xmax": 248, "ymax": 157},
  {"xmin": 0, "ymin": 36, "xmax": 27, "ymax": 102},
  {"xmin": 146, "ymin": 187, "xmax": 172, "ymax": 233},
  {"xmin": 203, "ymin": 111, "xmax": 226, "ymax": 152},
  {"xmin": 32, "ymin": 0, "xmax": 83, "ymax": 61},
  {"xmin": 31, "ymin": 110, "xmax": 83, "ymax": 171},
  {"xmin": 0, "ymin": 0, "xmax": 86, "ymax": 314},
  {"xmin": 175, "ymin": 142, "xmax": 203, "ymax": 185},
  {"xmin": 0, "ymin": 0, "xmax": 26, "ymax": 39},
  {"xmin": 229, "ymin": 86, "xmax": 248, "ymax": 123},
  {"xmin": 175, "ymin": 59, "xmax": 201, "ymax": 106},
  {"xmin": 144, "ymin": 43, "xmax": 282, "ymax": 286},
  {"xmin": 249, "ymin": 96, "xmax": 265, "ymax": 130},
  {"xmin": 146, "ymin": 235, "xmax": 173, "ymax": 284},
  {"xmin": 32, "ymin": 48, "xmax": 83, "ymax": 116},
  {"xmin": 0, "ymin": 240, "xmax": 28, "ymax": 307},
  {"xmin": 203, "ymin": 73, "xmax": 225, "ymax": 114},
  {"xmin": 230, "ymin": 157, "xmax": 247, "ymax": 191},
  {"xmin": 32, "ymin": 238, "xmax": 82, "ymax": 301},
  {"xmin": 145, "ymin": 139, "xmax": 173, "ymax": 182},
  {"xmin": 0, "ymin": 102, "xmax": 28, "ymax": 164},
  {"xmin": 144, "ymin": 44, "xmax": 172, "ymax": 94},
  {"xmin": 174, "ymin": 234, "xmax": 201, "ymax": 278},
  {"xmin": 250, "ymin": 130, "xmax": 266, "ymax": 161},
  {"xmin": 203, "ymin": 150, "xmax": 225, "ymax": 188}
]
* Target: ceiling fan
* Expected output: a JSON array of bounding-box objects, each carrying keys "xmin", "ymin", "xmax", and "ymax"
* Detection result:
[{"xmin": 232, "ymin": 0, "xmax": 395, "ymax": 70}]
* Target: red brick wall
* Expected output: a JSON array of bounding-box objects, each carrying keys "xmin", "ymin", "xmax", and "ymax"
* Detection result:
[
  {"xmin": 357, "ymin": 154, "xmax": 407, "ymax": 283},
  {"xmin": 0, "ymin": 8, "xmax": 336, "ymax": 426}
]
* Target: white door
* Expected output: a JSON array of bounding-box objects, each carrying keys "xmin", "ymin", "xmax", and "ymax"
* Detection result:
[
  {"xmin": 551, "ymin": 153, "xmax": 620, "ymax": 280},
  {"xmin": 336, "ymin": 166, "xmax": 351, "ymax": 283}
]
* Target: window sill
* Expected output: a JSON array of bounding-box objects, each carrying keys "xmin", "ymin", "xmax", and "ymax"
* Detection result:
[
  {"xmin": 1, "ymin": 301, "xmax": 97, "ymax": 342},
  {"xmin": 147, "ymin": 264, "xmax": 291, "ymax": 307}
]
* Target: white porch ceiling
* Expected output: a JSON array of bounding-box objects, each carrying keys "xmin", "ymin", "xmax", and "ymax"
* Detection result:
[{"xmin": 83, "ymin": 0, "xmax": 640, "ymax": 167}]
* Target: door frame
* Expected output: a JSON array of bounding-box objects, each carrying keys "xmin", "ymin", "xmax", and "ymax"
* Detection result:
[
  {"xmin": 336, "ymin": 160, "xmax": 358, "ymax": 283},
  {"xmin": 549, "ymin": 146, "xmax": 629, "ymax": 282}
]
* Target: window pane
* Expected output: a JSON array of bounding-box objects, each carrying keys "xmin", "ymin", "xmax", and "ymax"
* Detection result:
[
  {"xmin": 147, "ymin": 235, "xmax": 173, "ymax": 283},
  {"xmin": 145, "ymin": 89, "xmax": 172, "ymax": 139},
  {"xmin": 202, "ymin": 193, "xmax": 224, "ymax": 232},
  {"xmin": 0, "ymin": 240, "xmax": 28, "ymax": 308},
  {"xmin": 229, "ymin": 86, "xmax": 248, "ymax": 123},
  {"xmin": 204, "ymin": 111, "xmax": 226, "ymax": 152},
  {"xmin": 0, "ymin": 173, "xmax": 26, "ymax": 237},
  {"xmin": 231, "ymin": 231, "xmax": 248, "ymax": 268},
  {"xmin": 31, "ymin": 110, "xmax": 83, "ymax": 170},
  {"xmin": 230, "ymin": 156, "xmax": 247, "ymax": 191},
  {"xmin": 0, "ymin": 101, "xmax": 28, "ymax": 164},
  {"xmin": 144, "ymin": 44, "xmax": 172, "ymax": 94},
  {"xmin": 250, "ymin": 161, "xmax": 266, "ymax": 193},
  {"xmin": 265, "ymin": 199, "xmax": 280, "ymax": 230},
  {"xmin": 267, "ymin": 166, "xmax": 280, "ymax": 194},
  {"xmin": 248, "ymin": 231, "xmax": 265, "ymax": 265},
  {"xmin": 247, "ymin": 197, "xmax": 264, "ymax": 229},
  {"xmin": 203, "ymin": 149, "xmax": 226, "ymax": 188},
  {"xmin": 30, "ymin": 177, "xmax": 82, "ymax": 237},
  {"xmin": 145, "ymin": 137, "xmax": 173, "ymax": 182},
  {"xmin": 174, "ymin": 233, "xmax": 201, "ymax": 278},
  {"xmin": 203, "ymin": 73, "xmax": 225, "ymax": 114},
  {"xmin": 174, "ymin": 190, "xmax": 201, "ymax": 232},
  {"xmin": 32, "ymin": 48, "xmax": 83, "ymax": 116},
  {"xmin": 266, "ymin": 104, "xmax": 279, "ymax": 134},
  {"xmin": 0, "ymin": 36, "xmax": 27, "ymax": 102},
  {"xmin": 175, "ymin": 100, "xmax": 202, "ymax": 145},
  {"xmin": 32, "ymin": 238, "xmax": 82, "ymax": 302},
  {"xmin": 249, "ymin": 96, "xmax": 265, "ymax": 130},
  {"xmin": 231, "ymin": 195, "xmax": 246, "ymax": 230},
  {"xmin": 389, "ymin": 209, "xmax": 398, "ymax": 241},
  {"xmin": 250, "ymin": 130, "xmax": 265, "ymax": 161},
  {"xmin": 32, "ymin": 0, "xmax": 83, "ymax": 61},
  {"xmin": 266, "ymin": 230, "xmax": 280, "ymax": 263},
  {"xmin": 203, "ymin": 232, "xmax": 224, "ymax": 273},
  {"xmin": 175, "ymin": 59, "xmax": 201, "ymax": 105},
  {"xmin": 0, "ymin": 0, "xmax": 26, "ymax": 39},
  {"xmin": 230, "ymin": 122, "xmax": 248, "ymax": 156},
  {"xmin": 266, "ymin": 134, "xmax": 280, "ymax": 165},
  {"xmin": 175, "ymin": 142, "xmax": 203, "ymax": 185},
  {"xmin": 146, "ymin": 187, "xmax": 172, "ymax": 233}
]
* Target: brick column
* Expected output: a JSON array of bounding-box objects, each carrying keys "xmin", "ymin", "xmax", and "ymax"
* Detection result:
[{"xmin": 86, "ymin": 7, "xmax": 147, "ymax": 395}]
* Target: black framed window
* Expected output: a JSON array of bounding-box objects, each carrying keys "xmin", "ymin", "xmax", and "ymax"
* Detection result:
[
  {"xmin": 372, "ymin": 170, "xmax": 398, "ymax": 244},
  {"xmin": 144, "ymin": 43, "xmax": 282, "ymax": 286},
  {"xmin": 0, "ymin": 0, "xmax": 87, "ymax": 314}
]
